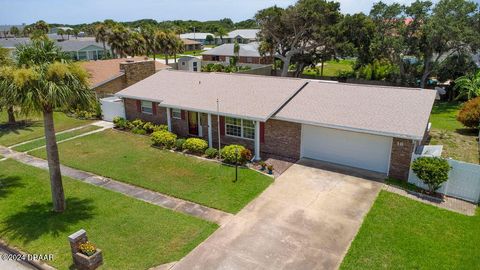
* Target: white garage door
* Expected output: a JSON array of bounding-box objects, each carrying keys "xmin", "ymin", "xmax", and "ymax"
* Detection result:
[{"xmin": 301, "ymin": 125, "xmax": 392, "ymax": 173}]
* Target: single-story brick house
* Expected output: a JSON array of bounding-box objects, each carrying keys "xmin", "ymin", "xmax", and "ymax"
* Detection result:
[{"xmin": 115, "ymin": 70, "xmax": 436, "ymax": 180}]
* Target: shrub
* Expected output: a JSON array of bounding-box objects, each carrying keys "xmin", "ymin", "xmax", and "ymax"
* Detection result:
[
  {"xmin": 411, "ymin": 157, "xmax": 452, "ymax": 193},
  {"xmin": 131, "ymin": 119, "xmax": 145, "ymax": 128},
  {"xmin": 151, "ymin": 130, "xmax": 177, "ymax": 149},
  {"xmin": 125, "ymin": 120, "xmax": 134, "ymax": 130},
  {"xmin": 131, "ymin": 127, "xmax": 147, "ymax": 135},
  {"xmin": 142, "ymin": 122, "xmax": 156, "ymax": 133},
  {"xmin": 457, "ymin": 97, "xmax": 480, "ymax": 128},
  {"xmin": 183, "ymin": 138, "xmax": 208, "ymax": 154},
  {"xmin": 221, "ymin": 144, "xmax": 246, "ymax": 164},
  {"xmin": 241, "ymin": 148, "xmax": 252, "ymax": 161},
  {"xmin": 205, "ymin": 147, "xmax": 218, "ymax": 158},
  {"xmin": 175, "ymin": 138, "xmax": 186, "ymax": 150},
  {"xmin": 113, "ymin": 117, "xmax": 127, "ymax": 129},
  {"xmin": 152, "ymin": 124, "xmax": 168, "ymax": 132}
]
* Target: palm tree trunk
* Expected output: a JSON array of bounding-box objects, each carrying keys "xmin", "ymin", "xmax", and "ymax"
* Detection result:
[
  {"xmin": 7, "ymin": 106, "xmax": 15, "ymax": 124},
  {"xmin": 43, "ymin": 109, "xmax": 66, "ymax": 212}
]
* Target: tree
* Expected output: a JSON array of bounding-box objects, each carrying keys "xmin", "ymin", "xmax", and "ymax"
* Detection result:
[
  {"xmin": 108, "ymin": 25, "xmax": 131, "ymax": 58},
  {"xmin": 0, "ymin": 48, "xmax": 15, "ymax": 125},
  {"xmin": 205, "ymin": 34, "xmax": 214, "ymax": 45},
  {"xmin": 232, "ymin": 41, "xmax": 240, "ymax": 66},
  {"xmin": 411, "ymin": 157, "xmax": 451, "ymax": 194},
  {"xmin": 72, "ymin": 28, "xmax": 80, "ymax": 39},
  {"xmin": 454, "ymin": 70, "xmax": 480, "ymax": 100},
  {"xmin": 171, "ymin": 36, "xmax": 184, "ymax": 63},
  {"xmin": 94, "ymin": 23, "xmax": 110, "ymax": 58},
  {"xmin": 3, "ymin": 40, "xmax": 96, "ymax": 212},
  {"xmin": 57, "ymin": 28, "xmax": 65, "ymax": 40},
  {"xmin": 214, "ymin": 27, "xmax": 228, "ymax": 44},
  {"xmin": 10, "ymin": 26, "xmax": 20, "ymax": 37},
  {"xmin": 126, "ymin": 31, "xmax": 146, "ymax": 56},
  {"xmin": 337, "ymin": 13, "xmax": 375, "ymax": 68},
  {"xmin": 436, "ymin": 53, "xmax": 478, "ymax": 83},
  {"xmin": 416, "ymin": 0, "xmax": 479, "ymax": 88},
  {"xmin": 140, "ymin": 25, "xmax": 157, "ymax": 59},
  {"xmin": 33, "ymin": 20, "xmax": 49, "ymax": 34}
]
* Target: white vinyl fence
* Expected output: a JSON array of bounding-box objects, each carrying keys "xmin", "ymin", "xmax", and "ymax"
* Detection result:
[
  {"xmin": 100, "ymin": 97, "xmax": 125, "ymax": 122},
  {"xmin": 408, "ymin": 154, "xmax": 480, "ymax": 203}
]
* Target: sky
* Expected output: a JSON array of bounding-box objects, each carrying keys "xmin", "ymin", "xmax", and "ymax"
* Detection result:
[{"xmin": 1, "ymin": 0, "xmax": 477, "ymax": 25}]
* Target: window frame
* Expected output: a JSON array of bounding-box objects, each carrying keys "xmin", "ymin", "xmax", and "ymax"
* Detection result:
[
  {"xmin": 225, "ymin": 117, "xmax": 255, "ymax": 140},
  {"xmin": 171, "ymin": 108, "xmax": 182, "ymax": 119},
  {"xmin": 141, "ymin": 101, "xmax": 153, "ymax": 115}
]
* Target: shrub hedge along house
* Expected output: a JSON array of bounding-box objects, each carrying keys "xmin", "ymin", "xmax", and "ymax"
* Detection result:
[{"xmin": 115, "ymin": 70, "xmax": 436, "ymax": 180}]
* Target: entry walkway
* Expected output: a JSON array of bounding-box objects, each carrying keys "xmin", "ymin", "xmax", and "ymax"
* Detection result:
[{"xmin": 0, "ymin": 146, "xmax": 232, "ymax": 225}]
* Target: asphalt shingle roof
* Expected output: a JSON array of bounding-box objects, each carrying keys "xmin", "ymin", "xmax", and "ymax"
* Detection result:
[
  {"xmin": 201, "ymin": 42, "xmax": 261, "ymax": 57},
  {"xmin": 115, "ymin": 70, "xmax": 307, "ymax": 121},
  {"xmin": 227, "ymin": 29, "xmax": 259, "ymax": 39},
  {"xmin": 275, "ymin": 81, "xmax": 436, "ymax": 140}
]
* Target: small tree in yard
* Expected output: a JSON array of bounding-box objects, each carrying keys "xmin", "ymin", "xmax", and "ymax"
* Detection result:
[{"xmin": 411, "ymin": 157, "xmax": 452, "ymax": 194}]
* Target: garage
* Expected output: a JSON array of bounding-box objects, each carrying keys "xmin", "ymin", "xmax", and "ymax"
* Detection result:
[{"xmin": 301, "ymin": 124, "xmax": 392, "ymax": 173}]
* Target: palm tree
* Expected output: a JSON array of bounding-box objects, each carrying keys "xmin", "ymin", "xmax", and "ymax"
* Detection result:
[
  {"xmin": 95, "ymin": 23, "xmax": 110, "ymax": 58},
  {"xmin": 171, "ymin": 36, "xmax": 185, "ymax": 63},
  {"xmin": 127, "ymin": 32, "xmax": 146, "ymax": 57},
  {"xmin": 72, "ymin": 29, "xmax": 80, "ymax": 39},
  {"xmin": 4, "ymin": 40, "xmax": 96, "ymax": 212},
  {"xmin": 57, "ymin": 28, "xmax": 65, "ymax": 40},
  {"xmin": 454, "ymin": 70, "xmax": 480, "ymax": 100},
  {"xmin": 214, "ymin": 27, "xmax": 228, "ymax": 44},
  {"xmin": 233, "ymin": 41, "xmax": 240, "ymax": 66},
  {"xmin": 66, "ymin": 29, "xmax": 72, "ymax": 40},
  {"xmin": 0, "ymin": 47, "xmax": 15, "ymax": 124},
  {"xmin": 108, "ymin": 25, "xmax": 131, "ymax": 58},
  {"xmin": 34, "ymin": 20, "xmax": 49, "ymax": 34},
  {"xmin": 10, "ymin": 26, "xmax": 20, "ymax": 37},
  {"xmin": 140, "ymin": 25, "xmax": 156, "ymax": 59}
]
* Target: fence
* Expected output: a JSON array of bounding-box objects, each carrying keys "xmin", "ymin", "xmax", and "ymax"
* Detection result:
[{"xmin": 408, "ymin": 154, "xmax": 480, "ymax": 203}]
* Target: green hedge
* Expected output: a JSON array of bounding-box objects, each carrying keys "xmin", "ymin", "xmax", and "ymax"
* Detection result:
[
  {"xmin": 183, "ymin": 138, "xmax": 208, "ymax": 154},
  {"xmin": 151, "ymin": 130, "xmax": 177, "ymax": 149}
]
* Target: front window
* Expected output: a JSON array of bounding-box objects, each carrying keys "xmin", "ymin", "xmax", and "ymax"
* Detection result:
[
  {"xmin": 172, "ymin": 108, "xmax": 181, "ymax": 119},
  {"xmin": 225, "ymin": 117, "xmax": 255, "ymax": 140},
  {"xmin": 141, "ymin": 101, "xmax": 153, "ymax": 114}
]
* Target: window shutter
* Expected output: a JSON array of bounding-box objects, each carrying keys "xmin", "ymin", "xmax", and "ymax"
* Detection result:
[
  {"xmin": 152, "ymin": 102, "xmax": 157, "ymax": 115},
  {"xmin": 220, "ymin": 116, "xmax": 225, "ymax": 136},
  {"xmin": 136, "ymin": 100, "xmax": 141, "ymax": 113},
  {"xmin": 181, "ymin": 110, "xmax": 186, "ymax": 120},
  {"xmin": 260, "ymin": 122, "xmax": 265, "ymax": 143}
]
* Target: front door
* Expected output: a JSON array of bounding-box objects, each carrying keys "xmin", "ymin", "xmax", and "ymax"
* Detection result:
[{"xmin": 188, "ymin": 111, "xmax": 199, "ymax": 135}]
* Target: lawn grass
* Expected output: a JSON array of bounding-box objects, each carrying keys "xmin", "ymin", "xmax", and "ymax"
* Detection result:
[
  {"xmin": 429, "ymin": 101, "xmax": 464, "ymax": 131},
  {"xmin": 30, "ymin": 130, "xmax": 273, "ymax": 213},
  {"xmin": 385, "ymin": 177, "xmax": 421, "ymax": 193},
  {"xmin": 0, "ymin": 112, "xmax": 93, "ymax": 147},
  {"xmin": 341, "ymin": 191, "xmax": 479, "ymax": 270},
  {"xmin": 429, "ymin": 128, "xmax": 479, "ymax": 164},
  {"xmin": 0, "ymin": 159, "xmax": 217, "ymax": 269},
  {"xmin": 303, "ymin": 59, "xmax": 354, "ymax": 77},
  {"xmin": 12, "ymin": 125, "xmax": 101, "ymax": 152}
]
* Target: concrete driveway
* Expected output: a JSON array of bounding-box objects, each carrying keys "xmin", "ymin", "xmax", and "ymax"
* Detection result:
[{"xmin": 171, "ymin": 159, "xmax": 383, "ymax": 270}]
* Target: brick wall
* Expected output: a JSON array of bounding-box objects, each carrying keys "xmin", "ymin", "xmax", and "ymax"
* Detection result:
[
  {"xmin": 389, "ymin": 138, "xmax": 416, "ymax": 181},
  {"xmin": 124, "ymin": 98, "xmax": 167, "ymax": 124},
  {"xmin": 262, "ymin": 119, "xmax": 301, "ymax": 159},
  {"xmin": 93, "ymin": 75, "xmax": 127, "ymax": 98},
  {"xmin": 120, "ymin": 60, "xmax": 156, "ymax": 86}
]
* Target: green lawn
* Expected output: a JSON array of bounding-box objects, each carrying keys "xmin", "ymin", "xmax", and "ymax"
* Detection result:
[
  {"xmin": 303, "ymin": 59, "xmax": 354, "ymax": 77},
  {"xmin": 0, "ymin": 112, "xmax": 93, "ymax": 147},
  {"xmin": 30, "ymin": 130, "xmax": 273, "ymax": 213},
  {"xmin": 429, "ymin": 101, "xmax": 464, "ymax": 131},
  {"xmin": 0, "ymin": 159, "xmax": 217, "ymax": 269},
  {"xmin": 12, "ymin": 125, "xmax": 101, "ymax": 152},
  {"xmin": 341, "ymin": 191, "xmax": 479, "ymax": 269},
  {"xmin": 428, "ymin": 102, "xmax": 479, "ymax": 164},
  {"xmin": 151, "ymin": 50, "xmax": 205, "ymax": 60}
]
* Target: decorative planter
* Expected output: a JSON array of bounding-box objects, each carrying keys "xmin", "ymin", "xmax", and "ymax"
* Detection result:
[
  {"xmin": 73, "ymin": 249, "xmax": 103, "ymax": 270},
  {"xmin": 268, "ymin": 169, "xmax": 273, "ymax": 175}
]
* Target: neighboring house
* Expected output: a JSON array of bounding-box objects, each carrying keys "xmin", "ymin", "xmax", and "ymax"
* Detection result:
[
  {"xmin": 81, "ymin": 57, "xmax": 168, "ymax": 98},
  {"xmin": 179, "ymin": 33, "xmax": 215, "ymax": 44},
  {"xmin": 0, "ymin": 37, "xmax": 109, "ymax": 60},
  {"xmin": 201, "ymin": 42, "xmax": 272, "ymax": 64},
  {"xmin": 115, "ymin": 70, "xmax": 436, "ymax": 180},
  {"xmin": 225, "ymin": 29, "xmax": 259, "ymax": 44},
  {"xmin": 182, "ymin": 38, "xmax": 203, "ymax": 51},
  {"xmin": 177, "ymin": 56, "xmax": 201, "ymax": 72},
  {"xmin": 0, "ymin": 24, "xmax": 26, "ymax": 38}
]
